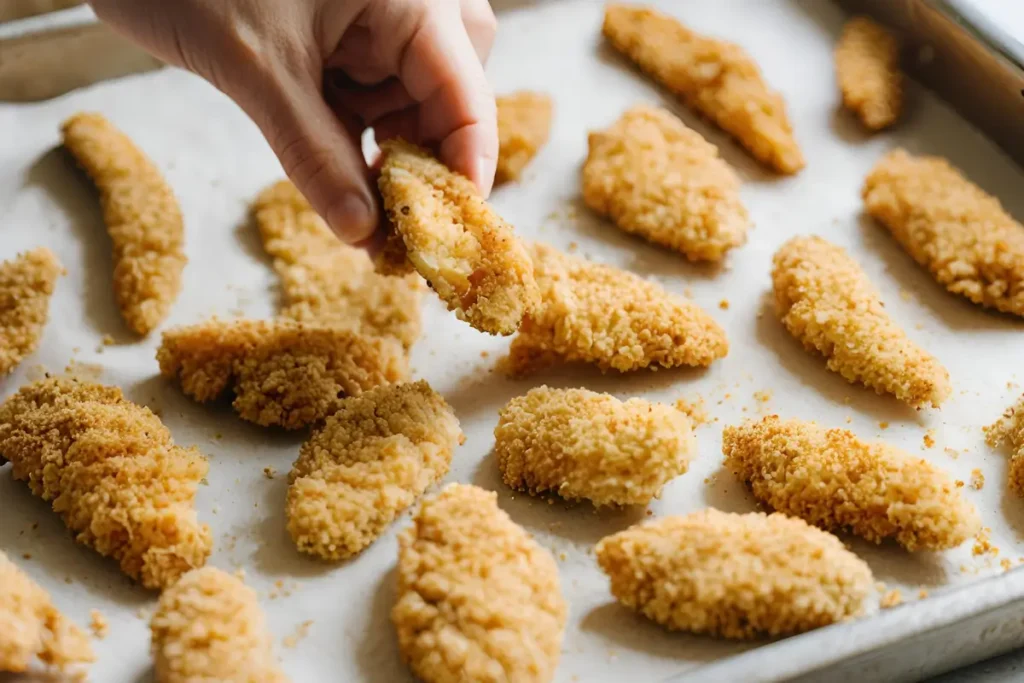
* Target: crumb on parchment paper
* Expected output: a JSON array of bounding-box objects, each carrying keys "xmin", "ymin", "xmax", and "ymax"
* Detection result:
[
  {"xmin": 674, "ymin": 395, "xmax": 708, "ymax": 426},
  {"xmin": 923, "ymin": 429, "xmax": 936, "ymax": 449},
  {"xmin": 880, "ymin": 589, "xmax": 903, "ymax": 608},
  {"xmin": 89, "ymin": 609, "xmax": 108, "ymax": 639},
  {"xmin": 970, "ymin": 469, "xmax": 985, "ymax": 490}
]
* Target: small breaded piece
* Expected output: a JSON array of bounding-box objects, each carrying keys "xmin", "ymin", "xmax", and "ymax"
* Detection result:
[
  {"xmin": 835, "ymin": 17, "xmax": 903, "ymax": 131},
  {"xmin": 253, "ymin": 180, "xmax": 422, "ymax": 348},
  {"xmin": 494, "ymin": 386, "xmax": 695, "ymax": 505},
  {"xmin": 0, "ymin": 551, "xmax": 94, "ymax": 673},
  {"xmin": 393, "ymin": 484, "xmax": 566, "ymax": 683},
  {"xmin": 0, "ymin": 248, "xmax": 63, "ymax": 375},
  {"xmin": 603, "ymin": 4, "xmax": 804, "ymax": 174},
  {"xmin": 595, "ymin": 509, "xmax": 873, "ymax": 639},
  {"xmin": 287, "ymin": 381, "xmax": 462, "ymax": 560},
  {"xmin": 378, "ymin": 140, "xmax": 540, "ymax": 336},
  {"xmin": 722, "ymin": 416, "xmax": 980, "ymax": 550},
  {"xmin": 0, "ymin": 378, "xmax": 212, "ymax": 589},
  {"xmin": 863, "ymin": 149, "xmax": 1024, "ymax": 316},
  {"xmin": 151, "ymin": 567, "xmax": 288, "ymax": 683},
  {"xmin": 496, "ymin": 91, "xmax": 554, "ymax": 184},
  {"xmin": 986, "ymin": 394, "xmax": 1024, "ymax": 496},
  {"xmin": 62, "ymin": 113, "xmax": 186, "ymax": 335},
  {"xmin": 157, "ymin": 318, "xmax": 406, "ymax": 430},
  {"xmin": 504, "ymin": 243, "xmax": 728, "ymax": 375},
  {"xmin": 583, "ymin": 105, "xmax": 749, "ymax": 262},
  {"xmin": 772, "ymin": 236, "xmax": 950, "ymax": 408}
]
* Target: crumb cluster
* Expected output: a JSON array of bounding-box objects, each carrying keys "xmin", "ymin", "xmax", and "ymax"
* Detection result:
[
  {"xmin": 496, "ymin": 91, "xmax": 554, "ymax": 184},
  {"xmin": 835, "ymin": 17, "xmax": 902, "ymax": 130},
  {"xmin": 987, "ymin": 394, "xmax": 1024, "ymax": 495},
  {"xmin": 0, "ymin": 248, "xmax": 63, "ymax": 375}
]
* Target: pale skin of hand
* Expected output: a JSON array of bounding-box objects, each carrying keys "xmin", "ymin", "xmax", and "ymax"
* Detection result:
[{"xmin": 87, "ymin": 0, "xmax": 499, "ymax": 247}]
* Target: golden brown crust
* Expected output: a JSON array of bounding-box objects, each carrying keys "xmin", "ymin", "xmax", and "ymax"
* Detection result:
[
  {"xmin": 987, "ymin": 394, "xmax": 1024, "ymax": 496},
  {"xmin": 0, "ymin": 248, "xmax": 63, "ymax": 375},
  {"xmin": 835, "ymin": 17, "xmax": 902, "ymax": 131},
  {"xmin": 496, "ymin": 91, "xmax": 554, "ymax": 184}
]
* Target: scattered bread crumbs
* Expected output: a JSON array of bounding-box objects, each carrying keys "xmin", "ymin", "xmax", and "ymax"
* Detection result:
[
  {"xmin": 282, "ymin": 620, "xmax": 314, "ymax": 649},
  {"xmin": 955, "ymin": 480, "xmax": 964, "ymax": 488},
  {"xmin": 21, "ymin": 552, "xmax": 31, "ymax": 560},
  {"xmin": 559, "ymin": 552, "xmax": 567, "ymax": 562},
  {"xmin": 102, "ymin": 334, "xmax": 114, "ymax": 346},
  {"xmin": 973, "ymin": 528, "xmax": 997, "ymax": 556},
  {"xmin": 674, "ymin": 396, "xmax": 708, "ymax": 426},
  {"xmin": 567, "ymin": 241, "xmax": 578, "ymax": 253},
  {"xmin": 970, "ymin": 469, "xmax": 985, "ymax": 490},
  {"xmin": 754, "ymin": 390, "xmax": 772, "ymax": 403},
  {"xmin": 879, "ymin": 421, "xmax": 889, "ymax": 430},
  {"xmin": 923, "ymin": 430, "xmax": 936, "ymax": 449},
  {"xmin": 719, "ymin": 299, "xmax": 730, "ymax": 309},
  {"xmin": 263, "ymin": 467, "xmax": 276, "ymax": 479},
  {"xmin": 89, "ymin": 610, "xmax": 109, "ymax": 639},
  {"xmin": 899, "ymin": 289, "xmax": 912, "ymax": 302},
  {"xmin": 945, "ymin": 447, "xmax": 960, "ymax": 459},
  {"xmin": 846, "ymin": 417, "xmax": 853, "ymax": 424},
  {"xmin": 1002, "ymin": 559, "xmax": 1014, "ymax": 572},
  {"xmin": 917, "ymin": 589, "xmax": 928, "ymax": 599},
  {"xmin": 880, "ymin": 589, "xmax": 903, "ymax": 608}
]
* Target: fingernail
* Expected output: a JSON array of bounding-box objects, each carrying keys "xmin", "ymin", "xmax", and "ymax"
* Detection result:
[
  {"xmin": 474, "ymin": 156, "xmax": 494, "ymax": 198},
  {"xmin": 327, "ymin": 193, "xmax": 375, "ymax": 243}
]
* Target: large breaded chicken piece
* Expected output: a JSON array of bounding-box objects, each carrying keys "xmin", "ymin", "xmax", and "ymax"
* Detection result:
[
  {"xmin": 772, "ymin": 236, "xmax": 950, "ymax": 408},
  {"xmin": 0, "ymin": 378, "xmax": 212, "ymax": 589},
  {"xmin": 583, "ymin": 105, "xmax": 749, "ymax": 262},
  {"xmin": 62, "ymin": 113, "xmax": 186, "ymax": 335},
  {"xmin": 253, "ymin": 180, "xmax": 422, "ymax": 349},
  {"xmin": 494, "ymin": 386, "xmax": 695, "ymax": 505},
  {"xmin": 287, "ymin": 381, "xmax": 463, "ymax": 560},
  {"xmin": 722, "ymin": 416, "xmax": 980, "ymax": 551},
  {"xmin": 863, "ymin": 149, "xmax": 1024, "ymax": 317},
  {"xmin": 0, "ymin": 248, "xmax": 63, "ymax": 375},
  {"xmin": 151, "ymin": 567, "xmax": 288, "ymax": 683},
  {"xmin": 157, "ymin": 318, "xmax": 406, "ymax": 430},
  {"xmin": 0, "ymin": 551, "xmax": 94, "ymax": 673},
  {"xmin": 595, "ymin": 510, "xmax": 873, "ymax": 639},
  {"xmin": 835, "ymin": 17, "xmax": 902, "ymax": 131},
  {"xmin": 987, "ymin": 394, "xmax": 1024, "ymax": 496},
  {"xmin": 496, "ymin": 91, "xmax": 554, "ymax": 184},
  {"xmin": 378, "ymin": 140, "xmax": 540, "ymax": 336},
  {"xmin": 504, "ymin": 243, "xmax": 728, "ymax": 375},
  {"xmin": 603, "ymin": 4, "xmax": 804, "ymax": 174},
  {"xmin": 393, "ymin": 484, "xmax": 566, "ymax": 683}
]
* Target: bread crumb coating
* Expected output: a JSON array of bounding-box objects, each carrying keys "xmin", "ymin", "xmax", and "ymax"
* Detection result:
[
  {"xmin": 835, "ymin": 16, "xmax": 902, "ymax": 130},
  {"xmin": 496, "ymin": 91, "xmax": 554, "ymax": 184},
  {"xmin": 0, "ymin": 248, "xmax": 63, "ymax": 375}
]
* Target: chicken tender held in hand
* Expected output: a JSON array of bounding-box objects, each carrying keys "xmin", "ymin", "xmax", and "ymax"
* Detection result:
[
  {"xmin": 0, "ymin": 248, "xmax": 63, "ymax": 375},
  {"xmin": 496, "ymin": 91, "xmax": 554, "ymax": 184},
  {"xmin": 393, "ymin": 484, "xmax": 566, "ymax": 683},
  {"xmin": 987, "ymin": 394, "xmax": 1024, "ymax": 496},
  {"xmin": 494, "ymin": 386, "xmax": 695, "ymax": 505},
  {"xmin": 723, "ymin": 416, "xmax": 980, "ymax": 550},
  {"xmin": 835, "ymin": 17, "xmax": 903, "ymax": 131}
]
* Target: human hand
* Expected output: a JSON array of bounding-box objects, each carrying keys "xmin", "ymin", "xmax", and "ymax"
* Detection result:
[{"xmin": 87, "ymin": 0, "xmax": 499, "ymax": 247}]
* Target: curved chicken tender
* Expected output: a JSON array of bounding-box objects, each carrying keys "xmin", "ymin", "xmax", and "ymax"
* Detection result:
[
  {"xmin": 863, "ymin": 149, "xmax": 1024, "ymax": 316},
  {"xmin": 504, "ymin": 243, "xmax": 728, "ymax": 375},
  {"xmin": 835, "ymin": 17, "xmax": 902, "ymax": 131},
  {"xmin": 0, "ymin": 248, "xmax": 63, "ymax": 375},
  {"xmin": 378, "ymin": 140, "xmax": 540, "ymax": 335},
  {"xmin": 583, "ymin": 105, "xmax": 749, "ymax": 262},
  {"xmin": 157, "ymin": 318, "xmax": 407, "ymax": 430},
  {"xmin": 987, "ymin": 394, "xmax": 1024, "ymax": 496},
  {"xmin": 393, "ymin": 483, "xmax": 566, "ymax": 683},
  {"xmin": 772, "ymin": 236, "xmax": 950, "ymax": 408},
  {"xmin": 62, "ymin": 112, "xmax": 186, "ymax": 335},
  {"xmin": 0, "ymin": 378, "xmax": 212, "ymax": 589},
  {"xmin": 722, "ymin": 416, "xmax": 980, "ymax": 550},
  {"xmin": 603, "ymin": 4, "xmax": 804, "ymax": 174},
  {"xmin": 287, "ymin": 381, "xmax": 462, "ymax": 560},
  {"xmin": 151, "ymin": 567, "xmax": 288, "ymax": 683},
  {"xmin": 595, "ymin": 509, "xmax": 873, "ymax": 639},
  {"xmin": 496, "ymin": 91, "xmax": 554, "ymax": 184},
  {"xmin": 494, "ymin": 386, "xmax": 694, "ymax": 505}
]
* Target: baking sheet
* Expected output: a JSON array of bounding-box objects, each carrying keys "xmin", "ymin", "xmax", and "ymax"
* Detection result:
[{"xmin": 1, "ymin": 0, "xmax": 1024, "ymax": 681}]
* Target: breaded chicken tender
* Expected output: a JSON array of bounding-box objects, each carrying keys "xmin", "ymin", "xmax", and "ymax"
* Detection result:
[
  {"xmin": 504, "ymin": 243, "xmax": 728, "ymax": 375},
  {"xmin": 287, "ymin": 381, "xmax": 462, "ymax": 560},
  {"xmin": 494, "ymin": 386, "xmax": 694, "ymax": 505},
  {"xmin": 0, "ymin": 248, "xmax": 63, "ymax": 375},
  {"xmin": 987, "ymin": 394, "xmax": 1024, "ymax": 496},
  {"xmin": 0, "ymin": 551, "xmax": 94, "ymax": 673},
  {"xmin": 595, "ymin": 509, "xmax": 873, "ymax": 639},
  {"xmin": 62, "ymin": 113, "xmax": 186, "ymax": 335},
  {"xmin": 378, "ymin": 140, "xmax": 540, "ymax": 335},
  {"xmin": 151, "ymin": 567, "xmax": 288, "ymax": 683},
  {"xmin": 835, "ymin": 17, "xmax": 903, "ymax": 131},
  {"xmin": 772, "ymin": 236, "xmax": 950, "ymax": 408},
  {"xmin": 253, "ymin": 180, "xmax": 422, "ymax": 348},
  {"xmin": 722, "ymin": 416, "xmax": 980, "ymax": 550},
  {"xmin": 603, "ymin": 4, "xmax": 804, "ymax": 174},
  {"xmin": 583, "ymin": 105, "xmax": 749, "ymax": 262},
  {"xmin": 496, "ymin": 91, "xmax": 554, "ymax": 184},
  {"xmin": 863, "ymin": 149, "xmax": 1024, "ymax": 316},
  {"xmin": 393, "ymin": 484, "xmax": 566, "ymax": 683},
  {"xmin": 157, "ymin": 318, "xmax": 406, "ymax": 430},
  {"xmin": 0, "ymin": 378, "xmax": 212, "ymax": 589}
]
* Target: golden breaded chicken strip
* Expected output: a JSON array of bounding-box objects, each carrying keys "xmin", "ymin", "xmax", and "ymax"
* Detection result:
[
  {"xmin": 0, "ymin": 378, "xmax": 212, "ymax": 589},
  {"xmin": 496, "ymin": 91, "xmax": 554, "ymax": 184},
  {"xmin": 157, "ymin": 318, "xmax": 406, "ymax": 430},
  {"xmin": 722, "ymin": 416, "xmax": 980, "ymax": 550},
  {"xmin": 595, "ymin": 509, "xmax": 873, "ymax": 639},
  {"xmin": 494, "ymin": 386, "xmax": 695, "ymax": 505},
  {"xmin": 603, "ymin": 4, "xmax": 804, "ymax": 174},
  {"xmin": 393, "ymin": 484, "xmax": 566, "ymax": 683},
  {"xmin": 583, "ymin": 105, "xmax": 749, "ymax": 262},
  {"xmin": 986, "ymin": 394, "xmax": 1024, "ymax": 496},
  {"xmin": 0, "ymin": 248, "xmax": 63, "ymax": 375},
  {"xmin": 253, "ymin": 180, "xmax": 422, "ymax": 348},
  {"xmin": 773, "ymin": 236, "xmax": 950, "ymax": 408},
  {"xmin": 287, "ymin": 381, "xmax": 463, "ymax": 560},
  {"xmin": 835, "ymin": 17, "xmax": 902, "ymax": 131},
  {"xmin": 378, "ymin": 140, "xmax": 540, "ymax": 335},
  {"xmin": 62, "ymin": 113, "xmax": 186, "ymax": 335},
  {"xmin": 151, "ymin": 567, "xmax": 288, "ymax": 683},
  {"xmin": 504, "ymin": 243, "xmax": 728, "ymax": 375},
  {"xmin": 863, "ymin": 149, "xmax": 1024, "ymax": 316},
  {"xmin": 0, "ymin": 551, "xmax": 94, "ymax": 673}
]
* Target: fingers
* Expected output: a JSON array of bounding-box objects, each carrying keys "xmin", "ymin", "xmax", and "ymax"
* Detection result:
[{"xmin": 460, "ymin": 0, "xmax": 498, "ymax": 64}]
